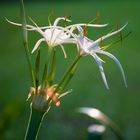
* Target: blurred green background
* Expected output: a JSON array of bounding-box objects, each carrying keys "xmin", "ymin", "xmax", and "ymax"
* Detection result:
[{"xmin": 0, "ymin": 0, "xmax": 140, "ymax": 140}]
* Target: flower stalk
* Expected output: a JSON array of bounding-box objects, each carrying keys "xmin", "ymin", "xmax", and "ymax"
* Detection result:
[
  {"xmin": 61, "ymin": 62, "xmax": 78, "ymax": 92},
  {"xmin": 42, "ymin": 47, "xmax": 53, "ymax": 87},
  {"xmin": 56, "ymin": 54, "xmax": 82, "ymax": 93},
  {"xmin": 24, "ymin": 106, "xmax": 46, "ymax": 140},
  {"xmin": 48, "ymin": 49, "xmax": 56, "ymax": 86},
  {"xmin": 20, "ymin": 0, "xmax": 35, "ymax": 87},
  {"xmin": 35, "ymin": 50, "xmax": 40, "ymax": 90}
]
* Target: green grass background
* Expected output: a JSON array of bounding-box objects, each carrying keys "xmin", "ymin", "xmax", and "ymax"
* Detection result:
[{"xmin": 0, "ymin": 0, "xmax": 140, "ymax": 140}]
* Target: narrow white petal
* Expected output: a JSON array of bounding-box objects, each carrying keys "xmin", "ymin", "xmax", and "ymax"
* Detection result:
[
  {"xmin": 56, "ymin": 38, "xmax": 77, "ymax": 46},
  {"xmin": 76, "ymin": 26, "xmax": 86, "ymax": 45},
  {"xmin": 67, "ymin": 23, "xmax": 108, "ymax": 29},
  {"xmin": 77, "ymin": 26, "xmax": 84, "ymax": 35},
  {"xmin": 50, "ymin": 26, "xmax": 77, "ymax": 40},
  {"xmin": 28, "ymin": 26, "xmax": 48, "ymax": 41},
  {"xmin": 28, "ymin": 26, "xmax": 77, "ymax": 40},
  {"xmin": 32, "ymin": 27, "xmax": 45, "ymax": 37},
  {"xmin": 64, "ymin": 26, "xmax": 76, "ymax": 38},
  {"xmin": 91, "ymin": 53, "xmax": 109, "ymax": 89},
  {"xmin": 28, "ymin": 23, "xmax": 108, "ymax": 31},
  {"xmin": 69, "ymin": 26, "xmax": 76, "ymax": 33},
  {"xmin": 90, "ymin": 52, "xmax": 105, "ymax": 63},
  {"xmin": 27, "ymin": 26, "xmax": 50, "ymax": 30},
  {"xmin": 93, "ymin": 23, "xmax": 128, "ymax": 45},
  {"xmin": 54, "ymin": 26, "xmax": 77, "ymax": 40},
  {"xmin": 30, "ymin": 18, "xmax": 46, "ymax": 37},
  {"xmin": 5, "ymin": 17, "xmax": 34, "ymax": 28},
  {"xmin": 53, "ymin": 17, "xmax": 71, "ymax": 26},
  {"xmin": 60, "ymin": 45, "xmax": 67, "ymax": 58},
  {"xmin": 97, "ymin": 50, "xmax": 127, "ymax": 87},
  {"xmin": 31, "ymin": 38, "xmax": 45, "ymax": 53},
  {"xmin": 6, "ymin": 18, "xmax": 47, "ymax": 38},
  {"xmin": 52, "ymin": 28, "xmax": 69, "ymax": 45}
]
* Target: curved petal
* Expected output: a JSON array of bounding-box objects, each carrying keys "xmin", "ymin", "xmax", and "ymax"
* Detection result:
[
  {"xmin": 6, "ymin": 18, "xmax": 47, "ymax": 39},
  {"xmin": 93, "ymin": 23, "xmax": 128, "ymax": 45},
  {"xmin": 97, "ymin": 50, "xmax": 127, "ymax": 87},
  {"xmin": 28, "ymin": 23, "xmax": 108, "ymax": 31},
  {"xmin": 29, "ymin": 18, "xmax": 46, "ymax": 37},
  {"xmin": 5, "ymin": 18, "xmax": 34, "ymax": 28},
  {"xmin": 31, "ymin": 38, "xmax": 45, "ymax": 53},
  {"xmin": 52, "ymin": 26, "xmax": 78, "ymax": 41},
  {"xmin": 90, "ymin": 51, "xmax": 105, "ymax": 63},
  {"xmin": 5, "ymin": 18, "xmax": 48, "ymax": 36},
  {"xmin": 52, "ymin": 28, "xmax": 70, "ymax": 45},
  {"xmin": 67, "ymin": 23, "xmax": 108, "ymax": 29},
  {"xmin": 91, "ymin": 53, "xmax": 109, "ymax": 89},
  {"xmin": 76, "ymin": 26, "xmax": 84, "ymax": 36},
  {"xmin": 69, "ymin": 26, "xmax": 76, "ymax": 35},
  {"xmin": 56, "ymin": 38, "xmax": 77, "ymax": 46},
  {"xmin": 28, "ymin": 25, "xmax": 77, "ymax": 40},
  {"xmin": 60, "ymin": 45, "xmax": 67, "ymax": 58},
  {"xmin": 53, "ymin": 17, "xmax": 71, "ymax": 26},
  {"xmin": 53, "ymin": 26, "xmax": 76, "ymax": 43},
  {"xmin": 27, "ymin": 26, "xmax": 50, "ymax": 30},
  {"xmin": 76, "ymin": 26, "xmax": 85, "ymax": 45}
]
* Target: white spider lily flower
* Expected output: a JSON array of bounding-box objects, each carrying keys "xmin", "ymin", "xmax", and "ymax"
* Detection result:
[
  {"xmin": 75, "ymin": 23, "xmax": 128, "ymax": 89},
  {"xmin": 6, "ymin": 17, "xmax": 76, "ymax": 56},
  {"xmin": 29, "ymin": 19, "xmax": 108, "ymax": 53},
  {"xmin": 31, "ymin": 17, "xmax": 77, "ymax": 54},
  {"xmin": 6, "ymin": 17, "xmax": 108, "ymax": 55}
]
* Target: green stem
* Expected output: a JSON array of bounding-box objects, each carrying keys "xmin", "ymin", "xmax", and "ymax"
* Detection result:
[
  {"xmin": 48, "ymin": 49, "xmax": 56, "ymax": 86},
  {"xmin": 35, "ymin": 50, "xmax": 41, "ymax": 90},
  {"xmin": 24, "ymin": 106, "xmax": 46, "ymax": 140},
  {"xmin": 20, "ymin": 0, "xmax": 35, "ymax": 87},
  {"xmin": 60, "ymin": 63, "xmax": 78, "ymax": 93},
  {"xmin": 56, "ymin": 55, "xmax": 82, "ymax": 92},
  {"xmin": 42, "ymin": 47, "xmax": 52, "ymax": 87}
]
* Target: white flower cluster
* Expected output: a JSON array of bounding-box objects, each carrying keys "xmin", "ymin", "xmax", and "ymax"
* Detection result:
[{"xmin": 7, "ymin": 17, "xmax": 127, "ymax": 89}]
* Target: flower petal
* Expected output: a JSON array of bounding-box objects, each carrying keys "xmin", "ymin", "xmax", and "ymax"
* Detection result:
[
  {"xmin": 28, "ymin": 23, "xmax": 108, "ymax": 31},
  {"xmin": 28, "ymin": 25, "xmax": 77, "ymax": 40},
  {"xmin": 97, "ymin": 50, "xmax": 127, "ymax": 88},
  {"xmin": 93, "ymin": 23, "xmax": 128, "ymax": 45},
  {"xmin": 67, "ymin": 23, "xmax": 108, "ymax": 29},
  {"xmin": 53, "ymin": 17, "xmax": 71, "ymax": 26},
  {"xmin": 60, "ymin": 45, "xmax": 67, "ymax": 58},
  {"xmin": 52, "ymin": 28, "xmax": 70, "ymax": 45},
  {"xmin": 29, "ymin": 18, "xmax": 46, "ymax": 37},
  {"xmin": 91, "ymin": 53, "xmax": 109, "ymax": 89},
  {"xmin": 77, "ymin": 26, "xmax": 84, "ymax": 36},
  {"xmin": 5, "ymin": 18, "xmax": 34, "ymax": 29},
  {"xmin": 56, "ymin": 38, "xmax": 77, "ymax": 46},
  {"xmin": 31, "ymin": 38, "xmax": 45, "ymax": 53},
  {"xmin": 6, "ymin": 18, "xmax": 47, "ymax": 38}
]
